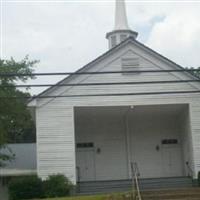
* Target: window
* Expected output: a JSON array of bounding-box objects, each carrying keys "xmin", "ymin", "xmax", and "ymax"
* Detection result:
[
  {"xmin": 120, "ymin": 34, "xmax": 127, "ymax": 42},
  {"xmin": 76, "ymin": 142, "xmax": 94, "ymax": 148},
  {"xmin": 111, "ymin": 36, "xmax": 117, "ymax": 48},
  {"xmin": 121, "ymin": 58, "xmax": 140, "ymax": 75},
  {"xmin": 162, "ymin": 139, "xmax": 178, "ymax": 145}
]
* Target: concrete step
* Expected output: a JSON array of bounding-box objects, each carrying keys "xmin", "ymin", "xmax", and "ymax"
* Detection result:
[
  {"xmin": 77, "ymin": 177, "xmax": 194, "ymax": 194},
  {"xmin": 139, "ymin": 177, "xmax": 193, "ymax": 190},
  {"xmin": 78, "ymin": 183, "xmax": 131, "ymax": 194}
]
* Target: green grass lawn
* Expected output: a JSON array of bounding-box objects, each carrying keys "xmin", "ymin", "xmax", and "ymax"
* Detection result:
[
  {"xmin": 33, "ymin": 193, "xmax": 132, "ymax": 200},
  {"xmin": 33, "ymin": 195, "xmax": 107, "ymax": 200}
]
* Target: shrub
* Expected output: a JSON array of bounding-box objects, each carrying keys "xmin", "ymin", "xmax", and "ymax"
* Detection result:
[
  {"xmin": 43, "ymin": 174, "xmax": 73, "ymax": 198},
  {"xmin": 8, "ymin": 175, "xmax": 43, "ymax": 200},
  {"xmin": 198, "ymin": 171, "xmax": 200, "ymax": 186}
]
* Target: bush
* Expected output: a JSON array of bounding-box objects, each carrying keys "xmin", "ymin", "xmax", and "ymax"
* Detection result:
[
  {"xmin": 8, "ymin": 174, "xmax": 73, "ymax": 199},
  {"xmin": 43, "ymin": 174, "xmax": 73, "ymax": 198},
  {"xmin": 198, "ymin": 171, "xmax": 200, "ymax": 186},
  {"xmin": 8, "ymin": 175, "xmax": 43, "ymax": 200}
]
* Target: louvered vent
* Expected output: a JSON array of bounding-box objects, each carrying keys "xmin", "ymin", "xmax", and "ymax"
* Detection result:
[{"xmin": 121, "ymin": 57, "xmax": 140, "ymax": 75}]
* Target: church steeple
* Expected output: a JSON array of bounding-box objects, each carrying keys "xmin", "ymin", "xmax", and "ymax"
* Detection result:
[
  {"xmin": 106, "ymin": 0, "xmax": 138, "ymax": 49},
  {"xmin": 114, "ymin": 0, "xmax": 129, "ymax": 30}
]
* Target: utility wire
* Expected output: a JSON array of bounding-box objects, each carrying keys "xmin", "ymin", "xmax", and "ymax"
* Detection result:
[
  {"xmin": 1, "ymin": 79, "xmax": 200, "ymax": 88},
  {"xmin": 1, "ymin": 69, "xmax": 200, "ymax": 98},
  {"xmin": 0, "ymin": 69, "xmax": 200, "ymax": 77},
  {"xmin": 1, "ymin": 90, "xmax": 200, "ymax": 99}
]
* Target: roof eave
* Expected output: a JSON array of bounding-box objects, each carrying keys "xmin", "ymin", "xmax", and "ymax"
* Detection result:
[{"xmin": 28, "ymin": 37, "xmax": 200, "ymax": 104}]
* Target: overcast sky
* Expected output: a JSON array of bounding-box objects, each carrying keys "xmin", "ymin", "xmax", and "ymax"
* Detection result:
[{"xmin": 1, "ymin": 0, "xmax": 200, "ymax": 94}]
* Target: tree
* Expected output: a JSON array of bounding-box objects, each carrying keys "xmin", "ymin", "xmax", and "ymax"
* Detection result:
[
  {"xmin": 187, "ymin": 67, "xmax": 200, "ymax": 79},
  {"xmin": 0, "ymin": 56, "xmax": 38, "ymax": 166}
]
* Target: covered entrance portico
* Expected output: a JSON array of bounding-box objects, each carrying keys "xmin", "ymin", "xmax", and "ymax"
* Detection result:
[{"xmin": 74, "ymin": 104, "xmax": 193, "ymax": 182}]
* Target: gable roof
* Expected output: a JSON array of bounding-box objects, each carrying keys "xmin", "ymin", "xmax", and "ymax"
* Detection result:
[{"xmin": 28, "ymin": 37, "xmax": 199, "ymax": 104}]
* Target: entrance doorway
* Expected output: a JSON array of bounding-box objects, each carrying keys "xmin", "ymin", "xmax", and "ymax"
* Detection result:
[
  {"xmin": 76, "ymin": 147, "xmax": 96, "ymax": 182},
  {"xmin": 74, "ymin": 104, "xmax": 189, "ymax": 181},
  {"xmin": 162, "ymin": 140, "xmax": 183, "ymax": 177}
]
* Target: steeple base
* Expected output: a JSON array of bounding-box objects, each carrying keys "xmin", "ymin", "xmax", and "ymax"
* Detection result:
[{"xmin": 106, "ymin": 29, "xmax": 138, "ymax": 49}]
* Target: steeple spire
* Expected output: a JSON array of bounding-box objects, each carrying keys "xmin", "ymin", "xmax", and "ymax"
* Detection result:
[
  {"xmin": 106, "ymin": 0, "xmax": 138, "ymax": 49},
  {"xmin": 114, "ymin": 0, "xmax": 129, "ymax": 30}
]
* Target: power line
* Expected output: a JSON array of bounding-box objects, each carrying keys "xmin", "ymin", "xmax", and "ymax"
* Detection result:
[
  {"xmin": 1, "ymin": 79, "xmax": 200, "ymax": 88},
  {"xmin": 1, "ymin": 90, "xmax": 200, "ymax": 99},
  {"xmin": 0, "ymin": 69, "xmax": 200, "ymax": 77},
  {"xmin": 1, "ymin": 69, "xmax": 200, "ymax": 98}
]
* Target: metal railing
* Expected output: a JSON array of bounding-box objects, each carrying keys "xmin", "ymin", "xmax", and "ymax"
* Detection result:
[
  {"xmin": 186, "ymin": 161, "xmax": 194, "ymax": 178},
  {"xmin": 131, "ymin": 162, "xmax": 142, "ymax": 200},
  {"xmin": 76, "ymin": 166, "xmax": 80, "ymax": 182},
  {"xmin": 76, "ymin": 166, "xmax": 81, "ymax": 193}
]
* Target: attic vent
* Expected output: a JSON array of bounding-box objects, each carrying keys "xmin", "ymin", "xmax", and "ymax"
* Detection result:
[{"xmin": 121, "ymin": 58, "xmax": 140, "ymax": 75}]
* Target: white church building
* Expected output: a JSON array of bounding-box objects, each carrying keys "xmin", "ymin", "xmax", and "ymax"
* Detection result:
[{"xmin": 28, "ymin": 0, "xmax": 200, "ymax": 188}]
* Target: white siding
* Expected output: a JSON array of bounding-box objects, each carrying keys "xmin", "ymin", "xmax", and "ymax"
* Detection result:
[
  {"xmin": 36, "ymin": 44, "xmax": 199, "ymax": 108},
  {"xmin": 35, "ymin": 41, "xmax": 200, "ymax": 182},
  {"xmin": 36, "ymin": 106, "xmax": 76, "ymax": 183}
]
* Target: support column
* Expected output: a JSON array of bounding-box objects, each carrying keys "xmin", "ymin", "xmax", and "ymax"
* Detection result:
[
  {"xmin": 36, "ymin": 106, "xmax": 76, "ymax": 184},
  {"xmin": 188, "ymin": 102, "xmax": 200, "ymax": 178}
]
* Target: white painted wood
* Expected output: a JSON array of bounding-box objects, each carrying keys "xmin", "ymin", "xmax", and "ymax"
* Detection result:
[
  {"xmin": 95, "ymin": 139, "xmax": 127, "ymax": 180},
  {"xmin": 188, "ymin": 102, "xmax": 200, "ymax": 178},
  {"xmin": 125, "ymin": 109, "xmax": 132, "ymax": 178},
  {"xmin": 128, "ymin": 109, "xmax": 184, "ymax": 178},
  {"xmin": 36, "ymin": 106, "xmax": 76, "ymax": 183},
  {"xmin": 33, "ymin": 40, "xmax": 200, "ymax": 182},
  {"xmin": 106, "ymin": 0, "xmax": 138, "ymax": 48},
  {"xmin": 114, "ymin": 0, "xmax": 129, "ymax": 30},
  {"xmin": 76, "ymin": 149, "xmax": 95, "ymax": 181},
  {"xmin": 75, "ymin": 109, "xmax": 128, "ymax": 180},
  {"xmin": 162, "ymin": 146, "xmax": 183, "ymax": 177},
  {"xmin": 180, "ymin": 106, "xmax": 194, "ymax": 176},
  {"xmin": 35, "ymin": 41, "xmax": 200, "ymax": 108},
  {"xmin": 74, "ymin": 105, "xmax": 189, "ymax": 180}
]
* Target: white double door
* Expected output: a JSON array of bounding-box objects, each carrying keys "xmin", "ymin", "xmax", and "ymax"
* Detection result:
[
  {"xmin": 76, "ymin": 149, "xmax": 96, "ymax": 181},
  {"xmin": 162, "ymin": 145, "xmax": 183, "ymax": 177}
]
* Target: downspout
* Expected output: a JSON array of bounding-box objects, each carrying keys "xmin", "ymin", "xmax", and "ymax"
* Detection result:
[{"xmin": 124, "ymin": 106, "xmax": 133, "ymax": 179}]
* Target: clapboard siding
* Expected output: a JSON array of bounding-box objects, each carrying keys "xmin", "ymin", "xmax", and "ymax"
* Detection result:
[
  {"xmin": 37, "ymin": 44, "xmax": 199, "ymax": 107},
  {"xmin": 35, "ymin": 41, "xmax": 200, "ymax": 182},
  {"xmin": 36, "ymin": 106, "xmax": 76, "ymax": 183},
  {"xmin": 39, "ymin": 94, "xmax": 200, "ymax": 108}
]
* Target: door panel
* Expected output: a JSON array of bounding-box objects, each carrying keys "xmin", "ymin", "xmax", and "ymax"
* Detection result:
[
  {"xmin": 162, "ymin": 146, "xmax": 183, "ymax": 177},
  {"xmin": 76, "ymin": 149, "xmax": 95, "ymax": 181}
]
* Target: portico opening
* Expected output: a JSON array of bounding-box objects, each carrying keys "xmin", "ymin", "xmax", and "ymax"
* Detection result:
[{"xmin": 74, "ymin": 104, "xmax": 193, "ymax": 183}]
